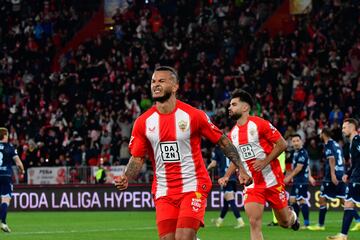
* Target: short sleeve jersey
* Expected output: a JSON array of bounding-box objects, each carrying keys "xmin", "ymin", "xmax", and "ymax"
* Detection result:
[
  {"xmin": 292, "ymin": 148, "xmax": 309, "ymax": 184},
  {"xmin": 129, "ymin": 100, "xmax": 223, "ymax": 199},
  {"xmin": 323, "ymin": 139, "xmax": 344, "ymax": 182},
  {"xmin": 0, "ymin": 142, "xmax": 18, "ymax": 177},
  {"xmin": 229, "ymin": 116, "xmax": 283, "ymax": 188},
  {"xmin": 349, "ymin": 135, "xmax": 360, "ymax": 183}
]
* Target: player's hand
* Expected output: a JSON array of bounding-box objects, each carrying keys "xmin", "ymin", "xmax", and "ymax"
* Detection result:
[
  {"xmin": 218, "ymin": 176, "xmax": 229, "ymax": 187},
  {"xmin": 309, "ymin": 176, "xmax": 316, "ymax": 186},
  {"xmin": 284, "ymin": 176, "xmax": 291, "ymax": 185},
  {"xmin": 342, "ymin": 174, "xmax": 349, "ymax": 183},
  {"xmin": 114, "ymin": 175, "xmax": 128, "ymax": 190},
  {"xmin": 331, "ymin": 175, "xmax": 339, "ymax": 185},
  {"xmin": 253, "ymin": 159, "xmax": 267, "ymax": 172},
  {"xmin": 238, "ymin": 170, "xmax": 253, "ymax": 186}
]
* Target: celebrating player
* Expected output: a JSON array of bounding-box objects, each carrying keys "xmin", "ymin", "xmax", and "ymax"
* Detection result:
[
  {"xmin": 327, "ymin": 119, "xmax": 360, "ymax": 240},
  {"xmin": 0, "ymin": 127, "xmax": 25, "ymax": 233},
  {"xmin": 219, "ymin": 89, "xmax": 299, "ymax": 240},
  {"xmin": 114, "ymin": 66, "xmax": 251, "ymax": 240}
]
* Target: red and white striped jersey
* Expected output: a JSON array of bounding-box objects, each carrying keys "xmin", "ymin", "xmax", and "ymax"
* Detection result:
[
  {"xmin": 229, "ymin": 116, "xmax": 284, "ymax": 189},
  {"xmin": 129, "ymin": 100, "xmax": 223, "ymax": 199}
]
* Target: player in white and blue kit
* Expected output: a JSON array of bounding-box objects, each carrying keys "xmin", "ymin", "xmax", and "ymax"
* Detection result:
[
  {"xmin": 327, "ymin": 119, "xmax": 360, "ymax": 240},
  {"xmin": 284, "ymin": 134, "xmax": 311, "ymax": 228},
  {"xmin": 0, "ymin": 128, "xmax": 25, "ymax": 233},
  {"xmin": 208, "ymin": 146, "xmax": 245, "ymax": 228}
]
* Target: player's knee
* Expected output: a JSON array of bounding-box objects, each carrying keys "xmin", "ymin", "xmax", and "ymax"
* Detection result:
[
  {"xmin": 175, "ymin": 232, "xmax": 196, "ymax": 240},
  {"xmin": 277, "ymin": 213, "xmax": 292, "ymax": 228},
  {"xmin": 344, "ymin": 201, "xmax": 354, "ymax": 208},
  {"xmin": 248, "ymin": 216, "xmax": 261, "ymax": 228},
  {"xmin": 278, "ymin": 218, "xmax": 291, "ymax": 228},
  {"xmin": 278, "ymin": 212, "xmax": 294, "ymax": 228},
  {"xmin": 1, "ymin": 197, "xmax": 10, "ymax": 205},
  {"xmin": 319, "ymin": 197, "xmax": 326, "ymax": 205},
  {"xmin": 224, "ymin": 192, "xmax": 234, "ymax": 201}
]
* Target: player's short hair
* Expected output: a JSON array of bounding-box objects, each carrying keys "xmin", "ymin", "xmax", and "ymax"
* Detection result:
[
  {"xmin": 291, "ymin": 134, "xmax": 302, "ymax": 140},
  {"xmin": 0, "ymin": 128, "xmax": 8, "ymax": 140},
  {"xmin": 321, "ymin": 127, "xmax": 332, "ymax": 138},
  {"xmin": 231, "ymin": 89, "xmax": 253, "ymax": 109},
  {"xmin": 154, "ymin": 66, "xmax": 179, "ymax": 83},
  {"xmin": 344, "ymin": 118, "xmax": 359, "ymax": 129}
]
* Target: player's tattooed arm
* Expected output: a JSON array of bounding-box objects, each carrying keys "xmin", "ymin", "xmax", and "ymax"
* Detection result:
[
  {"xmin": 217, "ymin": 135, "xmax": 245, "ymax": 170},
  {"xmin": 125, "ymin": 156, "xmax": 145, "ymax": 180},
  {"xmin": 217, "ymin": 135, "xmax": 252, "ymax": 186}
]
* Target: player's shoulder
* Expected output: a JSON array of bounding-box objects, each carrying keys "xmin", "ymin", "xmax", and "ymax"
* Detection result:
[
  {"xmin": 177, "ymin": 100, "xmax": 202, "ymax": 115},
  {"xmin": 136, "ymin": 106, "xmax": 157, "ymax": 121},
  {"xmin": 353, "ymin": 134, "xmax": 360, "ymax": 144},
  {"xmin": 300, "ymin": 148, "xmax": 309, "ymax": 156},
  {"xmin": 248, "ymin": 116, "xmax": 269, "ymax": 126},
  {"xmin": 248, "ymin": 116, "xmax": 276, "ymax": 131},
  {"xmin": 325, "ymin": 140, "xmax": 333, "ymax": 149},
  {"xmin": 0, "ymin": 142, "xmax": 12, "ymax": 148}
]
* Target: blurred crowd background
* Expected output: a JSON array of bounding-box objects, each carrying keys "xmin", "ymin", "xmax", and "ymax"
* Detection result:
[{"xmin": 1, "ymin": 0, "xmax": 360, "ymax": 183}]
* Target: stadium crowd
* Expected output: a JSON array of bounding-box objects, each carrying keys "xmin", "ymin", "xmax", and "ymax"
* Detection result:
[{"xmin": 0, "ymin": 0, "xmax": 359, "ymax": 183}]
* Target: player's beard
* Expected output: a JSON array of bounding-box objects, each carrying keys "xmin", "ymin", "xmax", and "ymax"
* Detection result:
[
  {"xmin": 230, "ymin": 112, "xmax": 242, "ymax": 120},
  {"xmin": 152, "ymin": 90, "xmax": 172, "ymax": 103}
]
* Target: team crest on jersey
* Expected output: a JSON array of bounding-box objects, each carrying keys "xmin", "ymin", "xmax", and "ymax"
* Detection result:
[{"xmin": 178, "ymin": 120, "xmax": 189, "ymax": 132}]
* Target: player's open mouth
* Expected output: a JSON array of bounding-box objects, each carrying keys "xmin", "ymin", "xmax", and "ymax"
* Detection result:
[{"xmin": 153, "ymin": 89, "xmax": 162, "ymax": 94}]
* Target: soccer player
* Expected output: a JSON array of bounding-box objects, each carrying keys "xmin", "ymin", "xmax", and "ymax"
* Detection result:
[
  {"xmin": 284, "ymin": 134, "xmax": 311, "ymax": 228},
  {"xmin": 114, "ymin": 66, "xmax": 251, "ymax": 240},
  {"xmin": 207, "ymin": 146, "xmax": 245, "ymax": 228},
  {"xmin": 219, "ymin": 89, "xmax": 299, "ymax": 240},
  {"xmin": 0, "ymin": 127, "xmax": 25, "ymax": 233},
  {"xmin": 327, "ymin": 118, "xmax": 360, "ymax": 240},
  {"xmin": 309, "ymin": 128, "xmax": 353, "ymax": 230}
]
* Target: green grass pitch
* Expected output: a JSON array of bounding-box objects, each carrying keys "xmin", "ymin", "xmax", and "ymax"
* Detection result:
[{"xmin": 0, "ymin": 211, "xmax": 358, "ymax": 240}]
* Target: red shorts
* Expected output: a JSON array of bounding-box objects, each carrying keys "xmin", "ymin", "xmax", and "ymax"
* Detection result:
[
  {"xmin": 243, "ymin": 184, "xmax": 288, "ymax": 210},
  {"xmin": 155, "ymin": 191, "xmax": 207, "ymax": 236}
]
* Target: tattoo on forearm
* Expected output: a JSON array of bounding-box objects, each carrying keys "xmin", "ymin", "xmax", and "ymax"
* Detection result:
[
  {"xmin": 218, "ymin": 135, "xmax": 245, "ymax": 170},
  {"xmin": 125, "ymin": 157, "xmax": 144, "ymax": 180}
]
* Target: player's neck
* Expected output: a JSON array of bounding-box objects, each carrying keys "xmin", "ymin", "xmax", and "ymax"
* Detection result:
[
  {"xmin": 350, "ymin": 132, "xmax": 357, "ymax": 142},
  {"xmin": 237, "ymin": 113, "xmax": 249, "ymax": 126},
  {"xmin": 155, "ymin": 96, "xmax": 177, "ymax": 114},
  {"xmin": 324, "ymin": 138, "xmax": 329, "ymax": 144}
]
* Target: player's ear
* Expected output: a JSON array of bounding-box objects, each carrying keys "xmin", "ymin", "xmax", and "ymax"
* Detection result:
[
  {"xmin": 243, "ymin": 103, "xmax": 250, "ymax": 112},
  {"xmin": 173, "ymin": 82, "xmax": 179, "ymax": 93}
]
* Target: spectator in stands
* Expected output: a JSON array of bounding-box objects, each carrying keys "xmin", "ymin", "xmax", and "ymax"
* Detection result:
[{"xmin": 0, "ymin": 0, "xmax": 359, "ymax": 185}]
